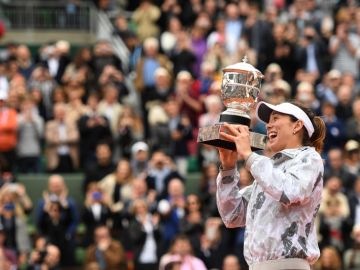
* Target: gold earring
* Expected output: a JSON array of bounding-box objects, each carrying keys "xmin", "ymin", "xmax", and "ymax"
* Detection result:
[{"xmin": 293, "ymin": 130, "xmax": 296, "ymax": 135}]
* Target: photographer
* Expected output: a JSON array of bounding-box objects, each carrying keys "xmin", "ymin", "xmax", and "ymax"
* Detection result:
[{"xmin": 27, "ymin": 244, "xmax": 61, "ymax": 270}]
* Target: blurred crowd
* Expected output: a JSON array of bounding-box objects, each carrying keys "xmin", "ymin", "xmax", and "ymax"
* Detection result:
[{"xmin": 0, "ymin": 0, "xmax": 359, "ymax": 269}]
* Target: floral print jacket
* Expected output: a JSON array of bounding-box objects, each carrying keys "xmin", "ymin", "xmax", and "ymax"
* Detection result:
[{"xmin": 216, "ymin": 147, "xmax": 323, "ymax": 265}]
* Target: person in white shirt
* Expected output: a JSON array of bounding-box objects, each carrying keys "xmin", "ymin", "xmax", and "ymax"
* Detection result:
[{"xmin": 216, "ymin": 101, "xmax": 326, "ymax": 270}]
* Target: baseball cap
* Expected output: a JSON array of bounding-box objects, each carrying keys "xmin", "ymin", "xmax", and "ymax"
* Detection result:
[
  {"xmin": 256, "ymin": 101, "xmax": 314, "ymax": 137},
  {"xmin": 345, "ymin": 140, "xmax": 359, "ymax": 152},
  {"xmin": 328, "ymin": 69, "xmax": 341, "ymax": 79},
  {"xmin": 131, "ymin": 141, "xmax": 149, "ymax": 155}
]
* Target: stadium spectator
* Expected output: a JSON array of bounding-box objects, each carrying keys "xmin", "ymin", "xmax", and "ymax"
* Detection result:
[
  {"xmin": 97, "ymin": 83, "xmax": 123, "ymax": 138},
  {"xmin": 130, "ymin": 141, "xmax": 150, "ymax": 178},
  {"xmin": 314, "ymin": 246, "xmax": 342, "ymax": 270},
  {"xmin": 0, "ymin": 185, "xmax": 31, "ymax": 265},
  {"xmin": 222, "ymin": 254, "xmax": 242, "ymax": 270},
  {"xmin": 146, "ymin": 150, "xmax": 183, "ymax": 200},
  {"xmin": 199, "ymin": 162, "xmax": 219, "ymax": 217},
  {"xmin": 348, "ymin": 177, "xmax": 360, "ymax": 227},
  {"xmin": 329, "ymin": 21, "xmax": 360, "ymax": 78},
  {"xmin": 343, "ymin": 140, "xmax": 360, "ymax": 175},
  {"xmin": 16, "ymin": 95, "xmax": 44, "ymax": 173},
  {"xmin": 318, "ymin": 176, "xmax": 353, "ymax": 253},
  {"xmin": 36, "ymin": 174, "xmax": 78, "ymax": 266},
  {"xmin": 85, "ymin": 225, "xmax": 127, "ymax": 270},
  {"xmin": 345, "ymin": 97, "xmax": 360, "ymax": 142},
  {"xmin": 0, "ymin": 90, "xmax": 17, "ymax": 172},
  {"xmin": 169, "ymin": 30, "xmax": 196, "ymax": 78},
  {"xmin": 26, "ymin": 244, "xmax": 61, "ymax": 270},
  {"xmin": 98, "ymin": 158, "xmax": 133, "ymax": 242},
  {"xmin": 83, "ymin": 143, "xmax": 115, "ymax": 192},
  {"xmin": 179, "ymin": 194, "xmax": 205, "ymax": 252},
  {"xmin": 61, "ymin": 47, "xmax": 93, "ymax": 88},
  {"xmin": 343, "ymin": 225, "xmax": 360, "ymax": 270},
  {"xmin": 159, "ymin": 234, "xmax": 207, "ymax": 270},
  {"xmin": 321, "ymin": 101, "xmax": 346, "ymax": 153},
  {"xmin": 45, "ymin": 103, "xmax": 80, "ymax": 173},
  {"xmin": 16, "ymin": 45, "xmax": 35, "ymax": 81},
  {"xmin": 134, "ymin": 37, "xmax": 172, "ymax": 93},
  {"xmin": 324, "ymin": 148, "xmax": 356, "ymax": 194},
  {"xmin": 128, "ymin": 198, "xmax": 162, "ymax": 270},
  {"xmin": 116, "ymin": 105, "xmax": 144, "ymax": 159},
  {"xmin": 78, "ymin": 93, "xmax": 112, "ymax": 169},
  {"xmin": 82, "ymin": 183, "xmax": 112, "ymax": 247},
  {"xmin": 132, "ymin": 0, "xmax": 161, "ymax": 42},
  {"xmin": 91, "ymin": 40, "xmax": 122, "ymax": 79}
]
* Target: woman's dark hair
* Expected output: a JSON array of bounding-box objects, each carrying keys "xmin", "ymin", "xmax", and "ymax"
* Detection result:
[{"xmin": 289, "ymin": 102, "xmax": 326, "ymax": 153}]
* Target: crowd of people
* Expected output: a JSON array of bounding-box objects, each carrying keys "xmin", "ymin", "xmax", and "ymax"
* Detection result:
[{"xmin": 0, "ymin": 0, "xmax": 359, "ymax": 269}]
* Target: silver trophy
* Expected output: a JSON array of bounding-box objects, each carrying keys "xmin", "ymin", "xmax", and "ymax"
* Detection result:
[{"xmin": 197, "ymin": 57, "xmax": 267, "ymax": 150}]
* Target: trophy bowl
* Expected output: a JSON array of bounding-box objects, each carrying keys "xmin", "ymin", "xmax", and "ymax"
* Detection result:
[{"xmin": 197, "ymin": 57, "xmax": 267, "ymax": 151}]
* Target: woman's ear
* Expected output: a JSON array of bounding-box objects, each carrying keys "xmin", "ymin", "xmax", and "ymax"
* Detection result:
[{"xmin": 293, "ymin": 120, "xmax": 304, "ymax": 134}]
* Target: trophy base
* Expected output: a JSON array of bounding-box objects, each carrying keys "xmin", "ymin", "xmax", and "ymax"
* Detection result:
[{"xmin": 197, "ymin": 124, "xmax": 267, "ymax": 151}]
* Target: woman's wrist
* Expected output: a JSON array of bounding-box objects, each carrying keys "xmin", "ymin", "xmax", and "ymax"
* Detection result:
[
  {"xmin": 243, "ymin": 151, "xmax": 253, "ymax": 162},
  {"xmin": 220, "ymin": 163, "xmax": 235, "ymax": 171}
]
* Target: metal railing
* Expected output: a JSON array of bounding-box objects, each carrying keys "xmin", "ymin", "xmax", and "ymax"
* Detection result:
[{"xmin": 0, "ymin": 1, "xmax": 97, "ymax": 32}]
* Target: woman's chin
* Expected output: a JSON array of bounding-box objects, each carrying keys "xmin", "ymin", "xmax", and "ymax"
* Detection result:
[{"xmin": 267, "ymin": 140, "xmax": 282, "ymax": 153}]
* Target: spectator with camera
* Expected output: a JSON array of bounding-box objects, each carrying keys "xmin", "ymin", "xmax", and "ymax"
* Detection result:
[
  {"xmin": 98, "ymin": 65, "xmax": 128, "ymax": 102},
  {"xmin": 91, "ymin": 40, "xmax": 123, "ymax": 80},
  {"xmin": 0, "ymin": 185, "xmax": 31, "ymax": 266},
  {"xmin": 329, "ymin": 21, "xmax": 360, "ymax": 78},
  {"xmin": 26, "ymin": 243, "xmax": 61, "ymax": 270},
  {"xmin": 146, "ymin": 150, "xmax": 183, "ymax": 200},
  {"xmin": 36, "ymin": 175, "xmax": 78, "ymax": 267},
  {"xmin": 116, "ymin": 105, "xmax": 144, "ymax": 159},
  {"xmin": 82, "ymin": 183, "xmax": 112, "ymax": 247}
]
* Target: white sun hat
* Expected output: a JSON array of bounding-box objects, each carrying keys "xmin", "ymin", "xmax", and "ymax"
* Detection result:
[{"xmin": 256, "ymin": 101, "xmax": 315, "ymax": 137}]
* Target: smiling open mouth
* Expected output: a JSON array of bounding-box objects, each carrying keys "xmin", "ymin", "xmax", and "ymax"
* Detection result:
[{"xmin": 268, "ymin": 131, "xmax": 277, "ymax": 140}]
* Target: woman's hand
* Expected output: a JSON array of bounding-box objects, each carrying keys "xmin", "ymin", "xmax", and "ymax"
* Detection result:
[
  {"xmin": 219, "ymin": 123, "xmax": 252, "ymax": 162},
  {"xmin": 217, "ymin": 146, "xmax": 237, "ymax": 170}
]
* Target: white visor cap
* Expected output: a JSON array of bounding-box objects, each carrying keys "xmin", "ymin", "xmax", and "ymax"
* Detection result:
[{"xmin": 256, "ymin": 101, "xmax": 315, "ymax": 138}]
